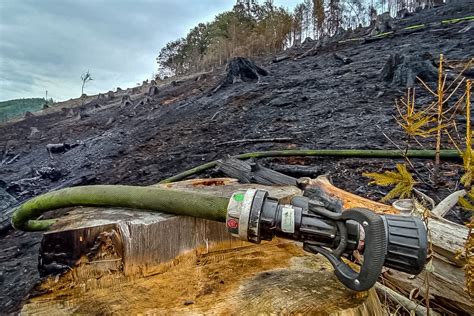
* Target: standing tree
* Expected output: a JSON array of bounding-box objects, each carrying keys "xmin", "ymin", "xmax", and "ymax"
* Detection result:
[
  {"xmin": 81, "ymin": 71, "xmax": 93, "ymax": 97},
  {"xmin": 312, "ymin": 0, "xmax": 325, "ymax": 39}
]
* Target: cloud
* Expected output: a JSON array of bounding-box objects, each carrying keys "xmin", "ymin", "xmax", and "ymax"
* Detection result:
[{"xmin": 0, "ymin": 0, "xmax": 298, "ymax": 101}]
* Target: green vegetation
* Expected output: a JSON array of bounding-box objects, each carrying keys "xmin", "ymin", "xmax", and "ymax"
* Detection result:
[
  {"xmin": 156, "ymin": 0, "xmax": 370, "ymax": 78},
  {"xmin": 0, "ymin": 98, "xmax": 49, "ymax": 122}
]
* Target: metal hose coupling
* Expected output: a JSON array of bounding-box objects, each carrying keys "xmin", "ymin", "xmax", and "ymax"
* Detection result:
[{"xmin": 226, "ymin": 189, "xmax": 428, "ymax": 291}]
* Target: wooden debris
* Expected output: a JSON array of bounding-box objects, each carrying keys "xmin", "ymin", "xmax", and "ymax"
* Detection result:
[
  {"xmin": 431, "ymin": 189, "xmax": 467, "ymax": 217},
  {"xmin": 272, "ymin": 55, "xmax": 291, "ymax": 63},
  {"xmin": 375, "ymin": 282, "xmax": 440, "ymax": 316},
  {"xmin": 218, "ymin": 158, "xmax": 297, "ymax": 186}
]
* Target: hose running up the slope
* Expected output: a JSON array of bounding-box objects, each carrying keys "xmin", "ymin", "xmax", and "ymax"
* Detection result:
[{"xmin": 11, "ymin": 148, "xmax": 460, "ymax": 232}]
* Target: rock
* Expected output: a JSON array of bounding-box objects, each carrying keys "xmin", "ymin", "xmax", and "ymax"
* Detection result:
[{"xmin": 380, "ymin": 52, "xmax": 438, "ymax": 87}]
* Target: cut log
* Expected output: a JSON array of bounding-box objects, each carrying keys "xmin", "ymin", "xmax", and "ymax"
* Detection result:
[{"xmin": 24, "ymin": 240, "xmax": 383, "ymax": 314}]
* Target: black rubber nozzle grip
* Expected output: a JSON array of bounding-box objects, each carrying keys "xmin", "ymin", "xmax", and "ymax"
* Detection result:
[
  {"xmin": 306, "ymin": 208, "xmax": 387, "ymax": 291},
  {"xmin": 336, "ymin": 208, "xmax": 387, "ymax": 291}
]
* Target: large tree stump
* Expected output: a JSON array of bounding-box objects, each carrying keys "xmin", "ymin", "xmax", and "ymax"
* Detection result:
[
  {"xmin": 24, "ymin": 240, "xmax": 382, "ymax": 314},
  {"xmin": 380, "ymin": 52, "xmax": 438, "ymax": 87},
  {"xmin": 212, "ymin": 57, "xmax": 269, "ymax": 92}
]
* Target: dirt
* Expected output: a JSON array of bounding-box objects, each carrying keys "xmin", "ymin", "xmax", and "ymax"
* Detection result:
[{"xmin": 0, "ymin": 2, "xmax": 473, "ymax": 313}]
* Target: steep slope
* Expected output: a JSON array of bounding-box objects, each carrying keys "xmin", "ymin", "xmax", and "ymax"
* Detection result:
[{"xmin": 0, "ymin": 2, "xmax": 473, "ymax": 312}]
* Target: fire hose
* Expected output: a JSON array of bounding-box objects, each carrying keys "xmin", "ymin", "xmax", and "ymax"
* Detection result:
[{"xmin": 11, "ymin": 184, "xmax": 427, "ymax": 291}]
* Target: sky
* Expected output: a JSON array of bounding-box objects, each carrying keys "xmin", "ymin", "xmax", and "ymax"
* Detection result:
[{"xmin": 0, "ymin": 0, "xmax": 300, "ymax": 102}]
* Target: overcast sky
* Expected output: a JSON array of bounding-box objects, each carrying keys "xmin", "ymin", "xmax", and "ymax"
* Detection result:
[{"xmin": 0, "ymin": 0, "xmax": 300, "ymax": 102}]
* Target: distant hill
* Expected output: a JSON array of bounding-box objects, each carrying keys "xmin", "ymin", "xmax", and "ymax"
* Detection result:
[{"xmin": 0, "ymin": 98, "xmax": 46, "ymax": 122}]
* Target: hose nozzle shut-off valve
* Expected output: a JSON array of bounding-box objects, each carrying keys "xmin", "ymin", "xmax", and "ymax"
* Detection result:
[{"xmin": 226, "ymin": 189, "xmax": 428, "ymax": 291}]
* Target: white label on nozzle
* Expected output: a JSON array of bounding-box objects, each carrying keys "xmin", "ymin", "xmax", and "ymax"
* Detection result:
[{"xmin": 281, "ymin": 206, "xmax": 295, "ymax": 233}]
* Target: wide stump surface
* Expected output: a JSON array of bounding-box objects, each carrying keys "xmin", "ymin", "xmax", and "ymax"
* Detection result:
[{"xmin": 23, "ymin": 240, "xmax": 381, "ymax": 315}]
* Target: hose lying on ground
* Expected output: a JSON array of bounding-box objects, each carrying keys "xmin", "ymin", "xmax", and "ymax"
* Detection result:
[
  {"xmin": 11, "ymin": 148, "xmax": 460, "ymax": 232},
  {"xmin": 159, "ymin": 149, "xmax": 460, "ymax": 183}
]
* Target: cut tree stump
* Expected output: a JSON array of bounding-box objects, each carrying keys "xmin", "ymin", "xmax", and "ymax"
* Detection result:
[
  {"xmin": 380, "ymin": 52, "xmax": 438, "ymax": 87},
  {"xmin": 212, "ymin": 57, "xmax": 269, "ymax": 92},
  {"xmin": 24, "ymin": 240, "xmax": 383, "ymax": 315}
]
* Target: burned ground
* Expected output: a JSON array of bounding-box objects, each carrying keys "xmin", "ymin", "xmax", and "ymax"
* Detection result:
[{"xmin": 1, "ymin": 2, "xmax": 473, "ymax": 312}]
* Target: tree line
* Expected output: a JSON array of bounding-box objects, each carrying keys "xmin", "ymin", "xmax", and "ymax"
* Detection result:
[{"xmin": 156, "ymin": 0, "xmax": 443, "ymax": 78}]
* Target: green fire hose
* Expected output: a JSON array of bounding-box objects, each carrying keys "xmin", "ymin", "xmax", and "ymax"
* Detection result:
[
  {"xmin": 11, "ymin": 185, "xmax": 229, "ymax": 231},
  {"xmin": 11, "ymin": 148, "xmax": 460, "ymax": 232}
]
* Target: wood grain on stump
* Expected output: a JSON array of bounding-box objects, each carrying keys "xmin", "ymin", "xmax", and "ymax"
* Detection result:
[{"xmin": 25, "ymin": 241, "xmax": 382, "ymax": 315}]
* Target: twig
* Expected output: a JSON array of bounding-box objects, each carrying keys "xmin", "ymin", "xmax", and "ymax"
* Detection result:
[
  {"xmin": 5, "ymin": 154, "xmax": 19, "ymax": 165},
  {"xmin": 210, "ymin": 111, "xmax": 221, "ymax": 121},
  {"xmin": 375, "ymin": 282, "xmax": 440, "ymax": 316},
  {"xmin": 215, "ymin": 137, "xmax": 292, "ymax": 146},
  {"xmin": 413, "ymin": 188, "xmax": 436, "ymax": 209}
]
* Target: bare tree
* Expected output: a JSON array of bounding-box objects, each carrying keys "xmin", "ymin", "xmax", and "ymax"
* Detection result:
[{"xmin": 81, "ymin": 71, "xmax": 93, "ymax": 97}]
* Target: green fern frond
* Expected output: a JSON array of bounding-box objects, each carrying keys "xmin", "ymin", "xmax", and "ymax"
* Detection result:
[{"xmin": 364, "ymin": 164, "xmax": 416, "ymax": 202}]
